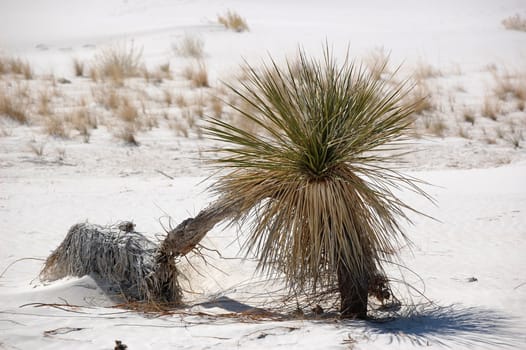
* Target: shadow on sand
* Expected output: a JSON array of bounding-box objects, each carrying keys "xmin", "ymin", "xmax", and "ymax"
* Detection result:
[{"xmin": 363, "ymin": 304, "xmax": 523, "ymax": 348}]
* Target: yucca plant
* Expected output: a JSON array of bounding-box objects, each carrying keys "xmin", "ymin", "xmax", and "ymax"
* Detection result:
[{"xmin": 206, "ymin": 47, "xmax": 430, "ymax": 319}]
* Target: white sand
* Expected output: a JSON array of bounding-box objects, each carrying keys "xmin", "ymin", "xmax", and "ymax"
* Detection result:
[{"xmin": 1, "ymin": 0, "xmax": 526, "ymax": 348}]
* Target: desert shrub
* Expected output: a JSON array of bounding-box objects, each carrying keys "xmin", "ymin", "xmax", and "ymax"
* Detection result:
[
  {"xmin": 173, "ymin": 34, "xmax": 204, "ymax": 58},
  {"xmin": 73, "ymin": 58, "xmax": 85, "ymax": 77},
  {"xmin": 206, "ymin": 47, "xmax": 429, "ymax": 318},
  {"xmin": 0, "ymin": 88, "xmax": 29, "ymax": 123},
  {"xmin": 92, "ymin": 42, "xmax": 144, "ymax": 84},
  {"xmin": 44, "ymin": 115, "xmax": 68, "ymax": 138},
  {"xmin": 218, "ymin": 10, "xmax": 249, "ymax": 32},
  {"xmin": 502, "ymin": 14, "xmax": 526, "ymax": 32},
  {"xmin": 183, "ymin": 62, "xmax": 209, "ymax": 88}
]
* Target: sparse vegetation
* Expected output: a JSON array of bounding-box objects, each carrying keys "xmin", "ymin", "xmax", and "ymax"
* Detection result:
[
  {"xmin": 502, "ymin": 14, "xmax": 526, "ymax": 32},
  {"xmin": 116, "ymin": 126, "xmax": 139, "ymax": 146},
  {"xmin": 493, "ymin": 69, "xmax": 526, "ymax": 102},
  {"xmin": 183, "ymin": 62, "xmax": 209, "ymax": 88},
  {"xmin": 0, "ymin": 56, "xmax": 33, "ymax": 79},
  {"xmin": 44, "ymin": 115, "xmax": 68, "ymax": 138},
  {"xmin": 73, "ymin": 58, "xmax": 85, "ymax": 77},
  {"xmin": 0, "ymin": 88, "xmax": 29, "ymax": 123},
  {"xmin": 218, "ymin": 10, "xmax": 249, "ymax": 32},
  {"xmin": 429, "ymin": 117, "xmax": 447, "ymax": 137},
  {"xmin": 414, "ymin": 61, "xmax": 442, "ymax": 81},
  {"xmin": 28, "ymin": 140, "xmax": 45, "ymax": 156},
  {"xmin": 91, "ymin": 42, "xmax": 144, "ymax": 84},
  {"xmin": 481, "ymin": 96, "xmax": 500, "ymax": 120},
  {"xmin": 463, "ymin": 108, "xmax": 476, "ymax": 125},
  {"xmin": 173, "ymin": 34, "xmax": 204, "ymax": 58},
  {"xmin": 118, "ymin": 97, "xmax": 140, "ymax": 124}
]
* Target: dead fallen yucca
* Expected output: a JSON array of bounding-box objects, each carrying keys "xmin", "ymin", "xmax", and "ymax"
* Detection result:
[{"xmin": 41, "ymin": 222, "xmax": 182, "ymax": 304}]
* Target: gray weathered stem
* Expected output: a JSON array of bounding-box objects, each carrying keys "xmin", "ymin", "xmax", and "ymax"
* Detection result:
[{"xmin": 160, "ymin": 198, "xmax": 241, "ymax": 256}]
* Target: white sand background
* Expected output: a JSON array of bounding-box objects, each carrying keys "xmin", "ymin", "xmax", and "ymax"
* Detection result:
[{"xmin": 1, "ymin": 0, "xmax": 526, "ymax": 349}]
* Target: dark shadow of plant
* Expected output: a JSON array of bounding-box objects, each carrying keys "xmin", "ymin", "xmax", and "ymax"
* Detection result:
[{"xmin": 363, "ymin": 304, "xmax": 523, "ymax": 348}]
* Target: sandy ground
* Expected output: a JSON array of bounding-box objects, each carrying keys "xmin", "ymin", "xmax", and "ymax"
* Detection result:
[{"xmin": 1, "ymin": 0, "xmax": 526, "ymax": 349}]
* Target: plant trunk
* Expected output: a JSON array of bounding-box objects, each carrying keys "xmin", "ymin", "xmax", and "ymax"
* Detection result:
[{"xmin": 337, "ymin": 261, "xmax": 369, "ymax": 319}]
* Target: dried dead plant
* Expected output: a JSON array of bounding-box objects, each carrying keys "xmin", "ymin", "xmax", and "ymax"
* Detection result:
[
  {"xmin": 481, "ymin": 95, "xmax": 500, "ymax": 120},
  {"xmin": 502, "ymin": 14, "xmax": 526, "ymax": 32},
  {"xmin": 28, "ymin": 140, "xmax": 45, "ymax": 156},
  {"xmin": 116, "ymin": 125, "xmax": 140, "ymax": 146},
  {"xmin": 0, "ymin": 88, "xmax": 29, "ymax": 123},
  {"xmin": 40, "ymin": 222, "xmax": 181, "ymax": 304},
  {"xmin": 73, "ymin": 58, "xmax": 85, "ymax": 77},
  {"xmin": 118, "ymin": 97, "xmax": 140, "ymax": 124},
  {"xmin": 44, "ymin": 115, "xmax": 68, "ymax": 138},
  {"xmin": 183, "ymin": 62, "xmax": 209, "ymax": 88},
  {"xmin": 462, "ymin": 108, "xmax": 476, "ymax": 125},
  {"xmin": 218, "ymin": 10, "xmax": 249, "ymax": 32},
  {"xmin": 92, "ymin": 42, "xmax": 144, "ymax": 85},
  {"xmin": 173, "ymin": 34, "xmax": 205, "ymax": 58},
  {"xmin": 37, "ymin": 90, "xmax": 52, "ymax": 116},
  {"xmin": 413, "ymin": 61, "xmax": 441, "ymax": 82}
]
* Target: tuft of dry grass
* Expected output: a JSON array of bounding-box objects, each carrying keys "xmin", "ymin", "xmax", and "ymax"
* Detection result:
[
  {"xmin": 162, "ymin": 89, "xmax": 173, "ymax": 106},
  {"xmin": 44, "ymin": 115, "xmax": 68, "ymax": 138},
  {"xmin": 73, "ymin": 58, "xmax": 85, "ymax": 77},
  {"xmin": 457, "ymin": 125, "xmax": 470, "ymax": 139},
  {"xmin": 9, "ymin": 57, "xmax": 33, "ymax": 79},
  {"xmin": 118, "ymin": 97, "xmax": 140, "ymax": 123},
  {"xmin": 209, "ymin": 96, "xmax": 224, "ymax": 118},
  {"xmin": 363, "ymin": 47, "xmax": 391, "ymax": 80},
  {"xmin": 493, "ymin": 70, "xmax": 526, "ymax": 102},
  {"xmin": 428, "ymin": 117, "xmax": 447, "ymax": 137},
  {"xmin": 183, "ymin": 62, "xmax": 209, "ymax": 88},
  {"xmin": 91, "ymin": 42, "xmax": 144, "ymax": 85},
  {"xmin": 92, "ymin": 86, "xmax": 120, "ymax": 110},
  {"xmin": 481, "ymin": 96, "xmax": 500, "ymax": 120},
  {"xmin": 406, "ymin": 82, "xmax": 434, "ymax": 115},
  {"xmin": 0, "ymin": 56, "xmax": 32, "ymax": 79},
  {"xmin": 502, "ymin": 14, "xmax": 526, "ymax": 32},
  {"xmin": 116, "ymin": 126, "xmax": 140, "ymax": 146},
  {"xmin": 218, "ymin": 10, "xmax": 249, "ymax": 32},
  {"xmin": 37, "ymin": 90, "xmax": 52, "ymax": 116},
  {"xmin": 71, "ymin": 107, "xmax": 97, "ymax": 143},
  {"xmin": 174, "ymin": 93, "xmax": 188, "ymax": 108},
  {"xmin": 0, "ymin": 88, "xmax": 29, "ymax": 123},
  {"xmin": 413, "ymin": 61, "xmax": 442, "ymax": 81},
  {"xmin": 173, "ymin": 34, "xmax": 205, "ymax": 58},
  {"xmin": 462, "ymin": 108, "xmax": 476, "ymax": 125},
  {"xmin": 28, "ymin": 141, "xmax": 45, "ymax": 156}
]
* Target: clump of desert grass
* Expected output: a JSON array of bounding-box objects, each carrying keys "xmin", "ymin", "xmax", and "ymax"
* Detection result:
[
  {"xmin": 71, "ymin": 107, "xmax": 97, "ymax": 143},
  {"xmin": 173, "ymin": 34, "xmax": 205, "ymax": 58},
  {"xmin": 73, "ymin": 58, "xmax": 85, "ymax": 77},
  {"xmin": 492, "ymin": 68, "xmax": 526, "ymax": 103},
  {"xmin": 218, "ymin": 10, "xmax": 249, "ymax": 32},
  {"xmin": 462, "ymin": 108, "xmax": 476, "ymax": 125},
  {"xmin": 183, "ymin": 62, "xmax": 209, "ymax": 88},
  {"xmin": 481, "ymin": 95, "xmax": 501, "ymax": 120},
  {"xmin": 0, "ymin": 56, "xmax": 33, "ymax": 79},
  {"xmin": 413, "ymin": 61, "xmax": 442, "ymax": 81},
  {"xmin": 502, "ymin": 14, "xmax": 526, "ymax": 32},
  {"xmin": 206, "ymin": 46, "xmax": 431, "ymax": 319},
  {"xmin": 90, "ymin": 42, "xmax": 144, "ymax": 85},
  {"xmin": 44, "ymin": 115, "xmax": 69, "ymax": 138},
  {"xmin": 0, "ymin": 87, "xmax": 29, "ymax": 124},
  {"xmin": 116, "ymin": 125, "xmax": 140, "ymax": 146}
]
